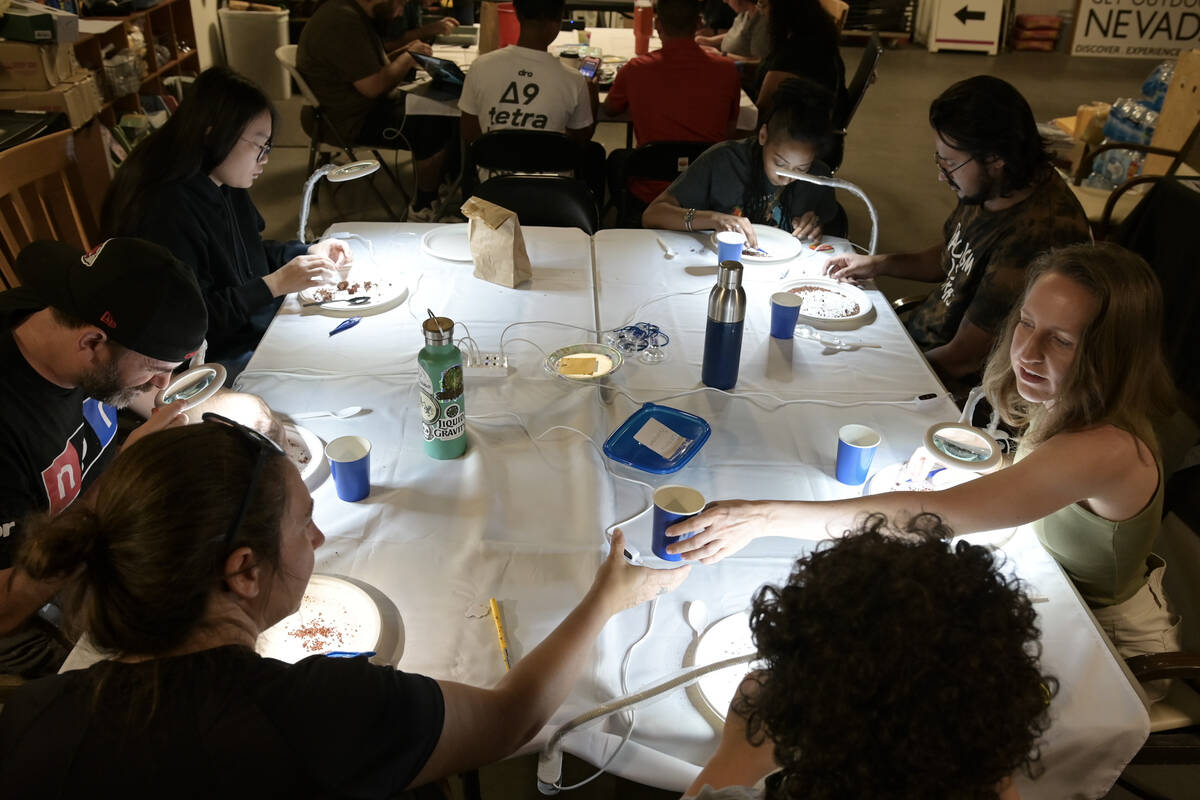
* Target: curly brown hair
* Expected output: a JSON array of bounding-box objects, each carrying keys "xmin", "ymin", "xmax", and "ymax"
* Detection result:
[{"xmin": 735, "ymin": 513, "xmax": 1054, "ymax": 800}]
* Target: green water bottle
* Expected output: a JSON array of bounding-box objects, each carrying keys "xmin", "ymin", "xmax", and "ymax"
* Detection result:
[{"xmin": 418, "ymin": 316, "xmax": 467, "ymax": 459}]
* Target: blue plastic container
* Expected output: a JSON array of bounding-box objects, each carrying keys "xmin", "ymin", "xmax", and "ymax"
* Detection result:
[{"xmin": 602, "ymin": 403, "xmax": 711, "ymax": 474}]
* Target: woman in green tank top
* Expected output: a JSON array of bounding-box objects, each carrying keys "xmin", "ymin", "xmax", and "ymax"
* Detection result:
[{"xmin": 662, "ymin": 243, "xmax": 1179, "ymax": 661}]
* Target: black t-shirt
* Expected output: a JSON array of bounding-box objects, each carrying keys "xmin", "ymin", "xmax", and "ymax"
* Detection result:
[
  {"xmin": 667, "ymin": 138, "xmax": 838, "ymax": 230},
  {"xmin": 0, "ymin": 645, "xmax": 446, "ymax": 798},
  {"xmin": 0, "ymin": 292, "xmax": 119, "ymax": 570}
]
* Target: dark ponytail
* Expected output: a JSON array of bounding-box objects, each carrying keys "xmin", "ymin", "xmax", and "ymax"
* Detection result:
[{"xmin": 18, "ymin": 423, "xmax": 290, "ymax": 657}]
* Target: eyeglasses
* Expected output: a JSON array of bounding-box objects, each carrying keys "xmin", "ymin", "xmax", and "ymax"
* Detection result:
[
  {"xmin": 934, "ymin": 153, "xmax": 973, "ymax": 178},
  {"xmin": 240, "ymin": 135, "xmax": 273, "ymax": 163},
  {"xmin": 202, "ymin": 412, "xmax": 285, "ymax": 549}
]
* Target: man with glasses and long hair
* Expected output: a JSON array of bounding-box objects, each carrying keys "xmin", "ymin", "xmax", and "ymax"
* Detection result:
[{"xmin": 825, "ymin": 76, "xmax": 1089, "ymax": 395}]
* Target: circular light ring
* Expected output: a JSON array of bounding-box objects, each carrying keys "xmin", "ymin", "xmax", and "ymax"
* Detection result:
[
  {"xmin": 922, "ymin": 422, "xmax": 1003, "ymax": 473},
  {"xmin": 155, "ymin": 364, "xmax": 227, "ymax": 411}
]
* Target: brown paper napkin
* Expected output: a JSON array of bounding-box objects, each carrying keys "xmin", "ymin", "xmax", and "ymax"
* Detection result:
[{"xmin": 460, "ymin": 197, "xmax": 533, "ymax": 289}]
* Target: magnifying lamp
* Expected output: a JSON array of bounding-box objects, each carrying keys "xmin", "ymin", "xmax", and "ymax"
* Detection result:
[
  {"xmin": 774, "ymin": 169, "xmax": 879, "ymax": 255},
  {"xmin": 154, "ymin": 363, "xmax": 227, "ymax": 411},
  {"xmin": 891, "ymin": 385, "xmax": 1003, "ymax": 492},
  {"xmin": 297, "ymin": 160, "xmax": 382, "ymax": 243}
]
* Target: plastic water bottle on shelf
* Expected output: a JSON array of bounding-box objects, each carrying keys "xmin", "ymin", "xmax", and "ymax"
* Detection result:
[
  {"xmin": 418, "ymin": 313, "xmax": 467, "ymax": 459},
  {"xmin": 634, "ymin": 0, "xmax": 653, "ymax": 55},
  {"xmin": 701, "ymin": 261, "xmax": 746, "ymax": 390}
]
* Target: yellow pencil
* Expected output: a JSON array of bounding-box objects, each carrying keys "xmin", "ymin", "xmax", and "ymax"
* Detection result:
[{"xmin": 489, "ymin": 597, "xmax": 511, "ymax": 671}]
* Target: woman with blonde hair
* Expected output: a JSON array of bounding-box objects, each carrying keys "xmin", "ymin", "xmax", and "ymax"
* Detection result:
[{"xmin": 661, "ymin": 242, "xmax": 1179, "ymax": 668}]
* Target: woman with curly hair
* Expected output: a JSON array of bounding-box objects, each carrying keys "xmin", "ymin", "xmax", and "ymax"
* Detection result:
[
  {"xmin": 685, "ymin": 514, "xmax": 1054, "ymax": 799},
  {"xmin": 666, "ymin": 243, "xmax": 1181, "ymax": 683}
]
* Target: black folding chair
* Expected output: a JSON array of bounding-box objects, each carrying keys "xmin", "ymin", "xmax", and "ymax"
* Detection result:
[
  {"xmin": 465, "ymin": 130, "xmax": 587, "ymax": 196},
  {"xmin": 612, "ymin": 140, "xmax": 714, "ymax": 228},
  {"xmin": 470, "ymin": 175, "xmax": 599, "ymax": 234},
  {"xmin": 828, "ymin": 33, "xmax": 882, "ymax": 173}
]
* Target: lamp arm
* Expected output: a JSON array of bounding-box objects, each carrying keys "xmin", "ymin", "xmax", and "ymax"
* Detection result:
[
  {"xmin": 775, "ymin": 170, "xmax": 879, "ymax": 255},
  {"xmin": 297, "ymin": 165, "xmax": 337, "ymax": 244},
  {"xmin": 535, "ymin": 652, "xmax": 757, "ymax": 795}
]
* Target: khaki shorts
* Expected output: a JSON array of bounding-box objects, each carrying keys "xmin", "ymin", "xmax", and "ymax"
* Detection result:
[{"xmin": 1091, "ymin": 554, "xmax": 1182, "ymax": 703}]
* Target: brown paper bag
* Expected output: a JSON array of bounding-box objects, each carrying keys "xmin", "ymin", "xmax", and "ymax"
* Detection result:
[{"xmin": 460, "ymin": 196, "xmax": 533, "ymax": 288}]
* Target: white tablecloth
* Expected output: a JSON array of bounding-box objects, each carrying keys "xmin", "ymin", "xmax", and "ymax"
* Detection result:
[{"xmin": 233, "ymin": 223, "xmax": 1148, "ymax": 800}]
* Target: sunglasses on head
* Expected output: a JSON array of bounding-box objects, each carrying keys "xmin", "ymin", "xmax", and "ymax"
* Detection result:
[{"xmin": 202, "ymin": 413, "xmax": 285, "ymax": 549}]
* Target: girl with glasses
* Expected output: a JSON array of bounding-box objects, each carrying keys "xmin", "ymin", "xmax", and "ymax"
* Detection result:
[
  {"xmin": 101, "ymin": 67, "xmax": 351, "ymax": 380},
  {"xmin": 0, "ymin": 419, "xmax": 687, "ymax": 794}
]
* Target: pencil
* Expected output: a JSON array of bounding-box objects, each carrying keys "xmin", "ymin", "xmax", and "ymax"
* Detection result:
[{"xmin": 489, "ymin": 597, "xmax": 511, "ymax": 671}]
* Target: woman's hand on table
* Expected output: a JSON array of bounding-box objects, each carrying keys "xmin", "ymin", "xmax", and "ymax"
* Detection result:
[
  {"xmin": 666, "ymin": 500, "xmax": 774, "ymax": 564},
  {"xmin": 702, "ymin": 212, "xmax": 758, "ymax": 248},
  {"xmin": 791, "ymin": 212, "xmax": 822, "ymax": 243},
  {"xmin": 264, "ymin": 254, "xmax": 339, "ymax": 297},
  {"xmin": 824, "ymin": 253, "xmax": 885, "ymax": 285},
  {"xmin": 307, "ymin": 238, "xmax": 353, "ymax": 267},
  {"xmin": 592, "ymin": 529, "xmax": 691, "ymax": 615}
]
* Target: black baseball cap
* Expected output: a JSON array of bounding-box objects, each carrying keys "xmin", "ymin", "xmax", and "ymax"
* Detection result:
[{"xmin": 13, "ymin": 238, "xmax": 207, "ymax": 363}]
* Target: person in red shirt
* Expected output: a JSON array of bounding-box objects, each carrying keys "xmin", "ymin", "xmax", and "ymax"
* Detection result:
[{"xmin": 603, "ymin": 0, "xmax": 742, "ymax": 218}]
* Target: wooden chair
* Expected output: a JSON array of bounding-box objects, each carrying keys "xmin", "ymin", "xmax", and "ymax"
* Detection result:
[
  {"xmin": 0, "ymin": 129, "xmax": 100, "ymax": 290},
  {"xmin": 1069, "ymin": 49, "xmax": 1200, "ymax": 237}
]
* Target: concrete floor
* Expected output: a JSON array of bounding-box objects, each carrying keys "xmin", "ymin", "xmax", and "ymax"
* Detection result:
[{"xmin": 249, "ymin": 44, "xmax": 1197, "ymax": 800}]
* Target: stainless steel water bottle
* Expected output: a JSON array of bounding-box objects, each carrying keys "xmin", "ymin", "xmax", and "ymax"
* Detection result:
[{"xmin": 701, "ymin": 260, "xmax": 746, "ymax": 390}]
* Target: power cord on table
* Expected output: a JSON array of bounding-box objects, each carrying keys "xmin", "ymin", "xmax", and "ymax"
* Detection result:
[{"xmin": 464, "ymin": 410, "xmax": 667, "ymax": 790}]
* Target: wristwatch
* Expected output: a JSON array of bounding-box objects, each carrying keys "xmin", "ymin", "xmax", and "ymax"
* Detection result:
[{"xmin": 683, "ymin": 208, "xmax": 697, "ymax": 232}]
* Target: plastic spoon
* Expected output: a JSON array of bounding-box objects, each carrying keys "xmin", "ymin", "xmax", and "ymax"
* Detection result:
[
  {"xmin": 685, "ymin": 600, "xmax": 708, "ymax": 640},
  {"xmin": 290, "ymin": 405, "xmax": 364, "ymax": 420}
]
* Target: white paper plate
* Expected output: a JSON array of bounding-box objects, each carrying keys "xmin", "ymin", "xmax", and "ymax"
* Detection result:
[
  {"xmin": 691, "ymin": 611, "xmax": 758, "ymax": 721},
  {"xmin": 297, "ymin": 273, "xmax": 408, "ymax": 316},
  {"xmin": 257, "ymin": 575, "xmax": 382, "ymax": 663},
  {"xmin": 778, "ymin": 277, "xmax": 873, "ymax": 325},
  {"xmin": 282, "ymin": 422, "xmax": 327, "ymax": 490},
  {"xmin": 421, "ymin": 224, "xmax": 472, "ymax": 262},
  {"xmin": 709, "ymin": 224, "xmax": 803, "ymax": 263}
]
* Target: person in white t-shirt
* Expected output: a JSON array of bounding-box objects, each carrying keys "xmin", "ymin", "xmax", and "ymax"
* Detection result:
[{"xmin": 458, "ymin": 0, "xmax": 598, "ymax": 146}]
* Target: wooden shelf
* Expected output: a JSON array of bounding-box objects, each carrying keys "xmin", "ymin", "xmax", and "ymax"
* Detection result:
[{"xmin": 72, "ymin": 0, "xmax": 200, "ymax": 126}]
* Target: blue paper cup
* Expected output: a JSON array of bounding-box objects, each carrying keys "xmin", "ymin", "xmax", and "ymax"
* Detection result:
[
  {"xmin": 836, "ymin": 424, "xmax": 880, "ymax": 485},
  {"xmin": 652, "ymin": 484, "xmax": 706, "ymax": 561},
  {"xmin": 326, "ymin": 435, "xmax": 371, "ymax": 501},
  {"xmin": 715, "ymin": 231, "xmax": 746, "ymax": 264},
  {"xmin": 770, "ymin": 291, "xmax": 803, "ymax": 339}
]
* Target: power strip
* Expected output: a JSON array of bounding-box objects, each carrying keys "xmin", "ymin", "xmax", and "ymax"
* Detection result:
[{"xmin": 463, "ymin": 352, "xmax": 513, "ymax": 378}]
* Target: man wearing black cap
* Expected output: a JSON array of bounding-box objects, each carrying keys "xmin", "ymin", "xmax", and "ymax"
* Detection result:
[{"xmin": 0, "ymin": 238, "xmax": 208, "ymax": 677}]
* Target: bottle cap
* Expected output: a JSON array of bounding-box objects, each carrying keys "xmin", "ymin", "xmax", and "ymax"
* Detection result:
[
  {"xmin": 717, "ymin": 261, "xmax": 743, "ymax": 288},
  {"xmin": 422, "ymin": 316, "xmax": 455, "ymax": 346}
]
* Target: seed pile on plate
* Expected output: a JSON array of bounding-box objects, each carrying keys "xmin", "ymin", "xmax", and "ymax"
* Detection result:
[
  {"xmin": 788, "ymin": 285, "xmax": 861, "ymax": 318},
  {"xmin": 288, "ymin": 611, "xmax": 359, "ymax": 653},
  {"xmin": 311, "ymin": 279, "xmax": 382, "ymax": 303}
]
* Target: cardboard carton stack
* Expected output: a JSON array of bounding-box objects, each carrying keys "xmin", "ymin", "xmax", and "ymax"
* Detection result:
[{"xmin": 0, "ymin": 0, "xmax": 102, "ymax": 127}]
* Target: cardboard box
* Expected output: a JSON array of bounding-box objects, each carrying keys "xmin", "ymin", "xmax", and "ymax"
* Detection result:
[
  {"xmin": 0, "ymin": 73, "xmax": 102, "ymax": 128},
  {"xmin": 0, "ymin": 0, "xmax": 80, "ymax": 44},
  {"xmin": 0, "ymin": 41, "xmax": 85, "ymax": 91}
]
